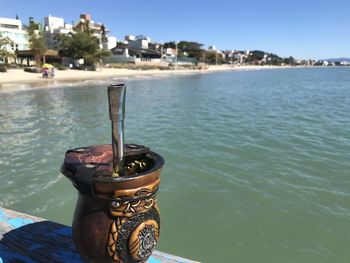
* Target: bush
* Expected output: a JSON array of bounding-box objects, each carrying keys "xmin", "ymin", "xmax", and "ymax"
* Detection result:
[
  {"xmin": 108, "ymin": 63, "xmax": 170, "ymax": 71},
  {"xmin": 84, "ymin": 65, "xmax": 96, "ymax": 71},
  {"xmin": 51, "ymin": 62, "xmax": 67, "ymax": 70},
  {"xmin": 15, "ymin": 64, "xmax": 26, "ymax": 68},
  {"xmin": 0, "ymin": 63, "xmax": 10, "ymax": 72},
  {"xmin": 0, "ymin": 65, "xmax": 7, "ymax": 72},
  {"xmin": 24, "ymin": 67, "xmax": 41, "ymax": 73}
]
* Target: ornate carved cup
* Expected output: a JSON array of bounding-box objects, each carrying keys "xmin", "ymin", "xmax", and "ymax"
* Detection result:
[
  {"xmin": 61, "ymin": 144, "xmax": 164, "ymax": 263},
  {"xmin": 61, "ymin": 84, "xmax": 164, "ymax": 262}
]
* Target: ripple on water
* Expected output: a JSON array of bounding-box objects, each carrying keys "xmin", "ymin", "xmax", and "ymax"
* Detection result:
[{"xmin": 1, "ymin": 68, "xmax": 350, "ymax": 262}]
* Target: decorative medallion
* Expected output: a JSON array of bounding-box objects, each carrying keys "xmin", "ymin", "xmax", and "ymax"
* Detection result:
[
  {"xmin": 129, "ymin": 220, "xmax": 159, "ymax": 261},
  {"xmin": 107, "ymin": 208, "xmax": 160, "ymax": 263},
  {"xmin": 137, "ymin": 224, "xmax": 157, "ymax": 259}
]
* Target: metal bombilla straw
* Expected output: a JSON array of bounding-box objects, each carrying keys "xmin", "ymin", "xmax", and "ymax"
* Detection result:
[{"xmin": 107, "ymin": 84, "xmax": 126, "ymax": 177}]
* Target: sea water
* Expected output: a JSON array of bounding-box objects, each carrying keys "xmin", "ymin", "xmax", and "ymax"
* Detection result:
[{"xmin": 0, "ymin": 67, "xmax": 350, "ymax": 262}]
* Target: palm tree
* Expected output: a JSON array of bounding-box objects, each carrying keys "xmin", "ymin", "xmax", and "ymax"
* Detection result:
[
  {"xmin": 29, "ymin": 33, "xmax": 47, "ymax": 67},
  {"xmin": 0, "ymin": 35, "xmax": 15, "ymax": 63},
  {"xmin": 27, "ymin": 20, "xmax": 47, "ymax": 67}
]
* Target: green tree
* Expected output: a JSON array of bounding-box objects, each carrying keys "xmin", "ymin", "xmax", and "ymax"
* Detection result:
[
  {"xmin": 246, "ymin": 50, "xmax": 266, "ymax": 64},
  {"xmin": 163, "ymin": 41, "xmax": 205, "ymax": 61},
  {"xmin": 58, "ymin": 31, "xmax": 111, "ymax": 68},
  {"xmin": 177, "ymin": 41, "xmax": 205, "ymax": 61},
  {"xmin": 283, "ymin": 56, "xmax": 295, "ymax": 65},
  {"xmin": 163, "ymin": 41, "xmax": 176, "ymax": 49},
  {"xmin": 29, "ymin": 33, "xmax": 47, "ymax": 67},
  {"xmin": 205, "ymin": 51, "xmax": 224, "ymax": 65},
  {"xmin": 0, "ymin": 35, "xmax": 14, "ymax": 62},
  {"xmin": 27, "ymin": 18, "xmax": 40, "ymax": 35},
  {"xmin": 266, "ymin": 53, "xmax": 283, "ymax": 65},
  {"xmin": 116, "ymin": 41, "xmax": 127, "ymax": 48}
]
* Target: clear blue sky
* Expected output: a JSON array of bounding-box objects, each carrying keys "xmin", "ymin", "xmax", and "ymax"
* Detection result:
[{"xmin": 1, "ymin": 0, "xmax": 349, "ymax": 59}]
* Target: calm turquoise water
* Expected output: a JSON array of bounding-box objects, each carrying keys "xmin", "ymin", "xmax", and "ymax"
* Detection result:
[{"xmin": 1, "ymin": 68, "xmax": 350, "ymax": 262}]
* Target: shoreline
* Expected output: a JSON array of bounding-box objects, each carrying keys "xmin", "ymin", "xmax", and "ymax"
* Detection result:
[{"xmin": 0, "ymin": 65, "xmax": 296, "ymax": 93}]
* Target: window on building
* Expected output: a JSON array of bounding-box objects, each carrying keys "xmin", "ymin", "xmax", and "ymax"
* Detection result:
[{"xmin": 0, "ymin": 24, "xmax": 19, "ymax": 30}]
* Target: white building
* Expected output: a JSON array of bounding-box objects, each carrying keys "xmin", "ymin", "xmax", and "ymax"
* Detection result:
[
  {"xmin": 44, "ymin": 15, "xmax": 73, "ymax": 50},
  {"xmin": 44, "ymin": 15, "xmax": 64, "ymax": 31},
  {"xmin": 0, "ymin": 17, "xmax": 29, "ymax": 62},
  {"xmin": 43, "ymin": 14, "xmax": 117, "ymax": 51},
  {"xmin": 103, "ymin": 36, "xmax": 117, "ymax": 50},
  {"xmin": 208, "ymin": 45, "xmax": 217, "ymax": 51},
  {"xmin": 165, "ymin": 48, "xmax": 177, "ymax": 56},
  {"xmin": 125, "ymin": 35, "xmax": 136, "ymax": 42},
  {"xmin": 128, "ymin": 38, "xmax": 148, "ymax": 49},
  {"xmin": 127, "ymin": 35, "xmax": 150, "ymax": 50},
  {"xmin": 232, "ymin": 52, "xmax": 243, "ymax": 64}
]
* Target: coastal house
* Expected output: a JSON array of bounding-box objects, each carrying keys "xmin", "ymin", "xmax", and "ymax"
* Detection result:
[
  {"xmin": 161, "ymin": 47, "xmax": 195, "ymax": 65},
  {"xmin": 105, "ymin": 34, "xmax": 164, "ymax": 64},
  {"xmin": 126, "ymin": 35, "xmax": 151, "ymax": 50},
  {"xmin": 164, "ymin": 47, "xmax": 177, "ymax": 57},
  {"xmin": 206, "ymin": 45, "xmax": 225, "ymax": 64},
  {"xmin": 160, "ymin": 47, "xmax": 176, "ymax": 62},
  {"xmin": 0, "ymin": 17, "xmax": 29, "ymax": 64},
  {"xmin": 106, "ymin": 44, "xmax": 162, "ymax": 64},
  {"xmin": 208, "ymin": 45, "xmax": 224, "ymax": 56},
  {"xmin": 231, "ymin": 50, "xmax": 250, "ymax": 64},
  {"xmin": 222, "ymin": 50, "xmax": 235, "ymax": 63},
  {"xmin": 106, "ymin": 45, "xmax": 134, "ymax": 63},
  {"xmin": 74, "ymin": 14, "xmax": 117, "ymax": 50},
  {"xmin": 233, "ymin": 52, "xmax": 242, "ymax": 64},
  {"xmin": 340, "ymin": 60, "xmax": 350, "ymax": 66}
]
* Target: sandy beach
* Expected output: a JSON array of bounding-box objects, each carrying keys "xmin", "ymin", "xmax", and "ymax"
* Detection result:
[{"xmin": 0, "ymin": 65, "xmax": 289, "ymax": 92}]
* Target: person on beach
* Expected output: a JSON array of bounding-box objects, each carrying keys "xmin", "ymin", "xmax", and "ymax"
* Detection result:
[
  {"xmin": 42, "ymin": 68, "xmax": 49, "ymax": 78},
  {"xmin": 51, "ymin": 67, "xmax": 55, "ymax": 77}
]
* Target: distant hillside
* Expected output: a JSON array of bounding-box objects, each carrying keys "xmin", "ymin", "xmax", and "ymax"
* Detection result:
[{"xmin": 322, "ymin": 58, "xmax": 350, "ymax": 62}]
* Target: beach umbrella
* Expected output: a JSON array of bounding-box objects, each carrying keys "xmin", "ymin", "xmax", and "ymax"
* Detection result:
[{"xmin": 42, "ymin": 63, "xmax": 54, "ymax": 69}]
